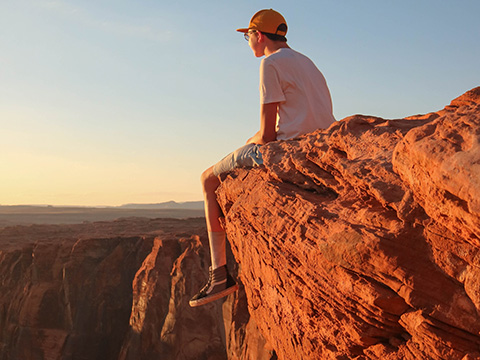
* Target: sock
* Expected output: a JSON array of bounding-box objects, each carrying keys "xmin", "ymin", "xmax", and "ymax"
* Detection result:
[{"xmin": 208, "ymin": 231, "xmax": 227, "ymax": 270}]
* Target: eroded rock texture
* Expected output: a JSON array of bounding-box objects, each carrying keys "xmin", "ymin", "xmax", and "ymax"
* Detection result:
[
  {"xmin": 217, "ymin": 87, "xmax": 480, "ymax": 360},
  {"xmin": 0, "ymin": 218, "xmax": 272, "ymax": 360}
]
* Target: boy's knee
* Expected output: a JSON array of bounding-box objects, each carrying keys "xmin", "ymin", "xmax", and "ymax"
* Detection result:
[
  {"xmin": 201, "ymin": 167, "xmax": 220, "ymax": 191},
  {"xmin": 200, "ymin": 169, "xmax": 210, "ymax": 186}
]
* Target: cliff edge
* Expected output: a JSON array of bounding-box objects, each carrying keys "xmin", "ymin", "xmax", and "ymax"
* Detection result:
[{"xmin": 217, "ymin": 87, "xmax": 480, "ymax": 360}]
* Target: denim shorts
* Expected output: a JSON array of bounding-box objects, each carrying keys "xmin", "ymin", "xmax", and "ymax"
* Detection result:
[{"xmin": 212, "ymin": 143, "xmax": 263, "ymax": 176}]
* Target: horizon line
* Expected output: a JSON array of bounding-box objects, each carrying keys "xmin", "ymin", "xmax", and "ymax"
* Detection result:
[{"xmin": 0, "ymin": 200, "xmax": 204, "ymax": 208}]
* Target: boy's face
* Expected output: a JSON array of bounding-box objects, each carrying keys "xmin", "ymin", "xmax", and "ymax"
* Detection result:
[{"xmin": 247, "ymin": 30, "xmax": 265, "ymax": 58}]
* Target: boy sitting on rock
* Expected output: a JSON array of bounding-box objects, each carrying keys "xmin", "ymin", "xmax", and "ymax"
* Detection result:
[{"xmin": 190, "ymin": 9, "xmax": 336, "ymax": 307}]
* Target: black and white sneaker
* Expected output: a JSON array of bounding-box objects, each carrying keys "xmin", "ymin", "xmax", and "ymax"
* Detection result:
[{"xmin": 189, "ymin": 265, "xmax": 239, "ymax": 307}]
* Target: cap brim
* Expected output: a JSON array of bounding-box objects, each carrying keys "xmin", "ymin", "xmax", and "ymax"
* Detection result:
[{"xmin": 236, "ymin": 27, "xmax": 249, "ymax": 33}]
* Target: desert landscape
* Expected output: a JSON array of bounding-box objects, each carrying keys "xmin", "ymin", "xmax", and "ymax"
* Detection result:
[
  {"xmin": 0, "ymin": 88, "xmax": 479, "ymax": 359},
  {"xmin": 0, "ymin": 202, "xmax": 204, "ymax": 228}
]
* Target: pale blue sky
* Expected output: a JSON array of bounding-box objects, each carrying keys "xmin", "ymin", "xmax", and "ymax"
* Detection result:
[{"xmin": 1, "ymin": 0, "xmax": 479, "ymax": 205}]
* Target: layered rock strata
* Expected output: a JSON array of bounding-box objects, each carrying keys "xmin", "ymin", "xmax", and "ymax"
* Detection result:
[{"xmin": 217, "ymin": 87, "xmax": 480, "ymax": 360}]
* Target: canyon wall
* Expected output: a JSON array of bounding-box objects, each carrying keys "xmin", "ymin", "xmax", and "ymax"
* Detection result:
[
  {"xmin": 217, "ymin": 87, "xmax": 480, "ymax": 360},
  {"xmin": 0, "ymin": 218, "xmax": 273, "ymax": 360}
]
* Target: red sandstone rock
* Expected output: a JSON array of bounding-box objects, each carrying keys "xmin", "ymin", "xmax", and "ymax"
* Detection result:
[{"xmin": 217, "ymin": 87, "xmax": 480, "ymax": 360}]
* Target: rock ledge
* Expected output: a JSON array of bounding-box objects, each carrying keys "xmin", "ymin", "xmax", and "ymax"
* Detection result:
[{"xmin": 217, "ymin": 87, "xmax": 480, "ymax": 360}]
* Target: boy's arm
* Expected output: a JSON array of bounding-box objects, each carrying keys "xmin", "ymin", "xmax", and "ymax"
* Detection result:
[{"xmin": 246, "ymin": 102, "xmax": 278, "ymax": 145}]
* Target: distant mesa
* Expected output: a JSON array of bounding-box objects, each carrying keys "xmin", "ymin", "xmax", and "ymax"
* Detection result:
[{"xmin": 118, "ymin": 201, "xmax": 204, "ymax": 210}]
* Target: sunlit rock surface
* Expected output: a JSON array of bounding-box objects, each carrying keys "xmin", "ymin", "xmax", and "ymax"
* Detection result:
[{"xmin": 217, "ymin": 87, "xmax": 480, "ymax": 360}]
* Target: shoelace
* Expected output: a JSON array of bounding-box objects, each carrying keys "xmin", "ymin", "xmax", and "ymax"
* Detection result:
[{"xmin": 199, "ymin": 267, "xmax": 214, "ymax": 294}]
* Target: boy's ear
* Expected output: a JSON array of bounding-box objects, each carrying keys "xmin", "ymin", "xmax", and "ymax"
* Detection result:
[{"xmin": 257, "ymin": 31, "xmax": 266, "ymax": 43}]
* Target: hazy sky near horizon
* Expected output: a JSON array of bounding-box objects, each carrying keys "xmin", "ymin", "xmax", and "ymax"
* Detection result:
[{"xmin": 1, "ymin": 0, "xmax": 479, "ymax": 206}]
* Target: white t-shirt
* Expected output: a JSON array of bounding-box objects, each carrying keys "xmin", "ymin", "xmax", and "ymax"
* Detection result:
[{"xmin": 259, "ymin": 48, "xmax": 336, "ymax": 140}]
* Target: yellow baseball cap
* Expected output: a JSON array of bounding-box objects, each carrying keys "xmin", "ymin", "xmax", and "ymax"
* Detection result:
[{"xmin": 236, "ymin": 9, "xmax": 287, "ymax": 36}]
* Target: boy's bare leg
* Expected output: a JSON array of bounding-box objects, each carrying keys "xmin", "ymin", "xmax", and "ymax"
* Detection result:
[
  {"xmin": 201, "ymin": 166, "xmax": 226, "ymax": 269},
  {"xmin": 201, "ymin": 166, "xmax": 223, "ymax": 232},
  {"xmin": 189, "ymin": 167, "xmax": 240, "ymax": 306}
]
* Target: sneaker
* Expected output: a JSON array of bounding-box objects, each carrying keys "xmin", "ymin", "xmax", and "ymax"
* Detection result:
[{"xmin": 189, "ymin": 265, "xmax": 239, "ymax": 307}]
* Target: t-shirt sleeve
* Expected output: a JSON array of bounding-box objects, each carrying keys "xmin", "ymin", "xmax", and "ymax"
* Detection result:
[{"xmin": 259, "ymin": 59, "xmax": 286, "ymax": 104}]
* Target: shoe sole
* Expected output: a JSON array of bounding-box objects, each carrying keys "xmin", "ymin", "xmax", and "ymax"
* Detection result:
[{"xmin": 189, "ymin": 284, "xmax": 239, "ymax": 307}]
